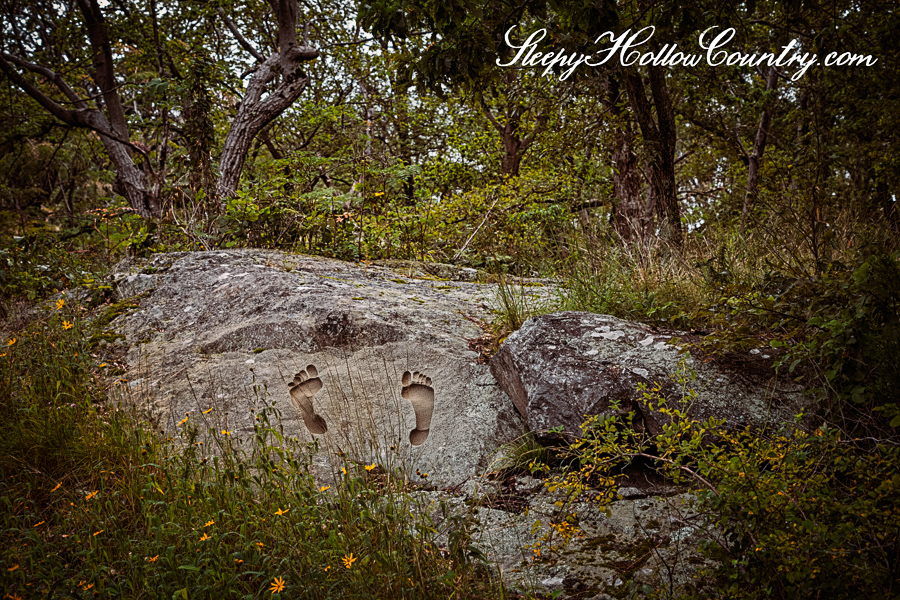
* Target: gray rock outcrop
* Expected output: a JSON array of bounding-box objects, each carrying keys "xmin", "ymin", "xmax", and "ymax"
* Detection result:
[
  {"xmin": 108, "ymin": 250, "xmax": 556, "ymax": 486},
  {"xmin": 416, "ymin": 475, "xmax": 717, "ymax": 598},
  {"xmin": 490, "ymin": 312, "xmax": 808, "ymax": 438}
]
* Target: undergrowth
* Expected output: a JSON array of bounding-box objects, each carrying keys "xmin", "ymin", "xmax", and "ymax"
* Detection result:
[
  {"xmin": 0, "ymin": 306, "xmax": 505, "ymax": 599},
  {"xmin": 530, "ymin": 373, "xmax": 900, "ymax": 599}
]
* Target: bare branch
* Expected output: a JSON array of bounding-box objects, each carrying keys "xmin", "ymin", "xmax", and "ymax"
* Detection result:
[
  {"xmin": 218, "ymin": 8, "xmax": 266, "ymax": 63},
  {"xmin": 0, "ymin": 53, "xmax": 79, "ymax": 124},
  {"xmin": 302, "ymin": 18, "xmax": 312, "ymax": 46},
  {"xmin": 1, "ymin": 52, "xmax": 87, "ymax": 109},
  {"xmin": 674, "ymin": 150, "xmax": 694, "ymax": 165},
  {"xmin": 479, "ymin": 97, "xmax": 504, "ymax": 134},
  {"xmin": 0, "ymin": 54, "xmax": 153, "ymax": 167},
  {"xmin": 520, "ymin": 113, "xmax": 548, "ymax": 151}
]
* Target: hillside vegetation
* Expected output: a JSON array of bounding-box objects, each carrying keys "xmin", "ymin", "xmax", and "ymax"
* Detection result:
[{"xmin": 1, "ymin": 0, "xmax": 899, "ymax": 597}]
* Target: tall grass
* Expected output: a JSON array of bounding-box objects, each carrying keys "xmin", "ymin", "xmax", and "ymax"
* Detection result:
[{"xmin": 0, "ymin": 306, "xmax": 506, "ymax": 599}]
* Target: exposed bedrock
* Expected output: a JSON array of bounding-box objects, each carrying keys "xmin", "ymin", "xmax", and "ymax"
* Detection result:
[{"xmin": 109, "ymin": 250, "xmax": 552, "ymax": 487}]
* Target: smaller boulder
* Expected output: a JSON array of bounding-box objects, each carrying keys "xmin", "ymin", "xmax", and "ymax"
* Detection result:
[{"xmin": 490, "ymin": 312, "xmax": 807, "ymax": 438}]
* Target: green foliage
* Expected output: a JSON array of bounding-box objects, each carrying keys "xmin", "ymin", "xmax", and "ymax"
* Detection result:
[
  {"xmin": 0, "ymin": 233, "xmax": 99, "ymax": 305},
  {"xmin": 214, "ymin": 155, "xmax": 574, "ymax": 269},
  {"xmin": 0, "ymin": 308, "xmax": 505, "ymax": 599},
  {"xmin": 688, "ymin": 247, "xmax": 900, "ymax": 425},
  {"xmin": 489, "ymin": 432, "xmax": 552, "ymax": 477},
  {"xmin": 536, "ymin": 372, "xmax": 900, "ymax": 598}
]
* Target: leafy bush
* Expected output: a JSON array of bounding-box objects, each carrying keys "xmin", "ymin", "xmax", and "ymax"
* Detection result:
[
  {"xmin": 688, "ymin": 249, "xmax": 900, "ymax": 428},
  {"xmin": 531, "ymin": 372, "xmax": 900, "ymax": 599},
  {"xmin": 0, "ymin": 233, "xmax": 95, "ymax": 304}
]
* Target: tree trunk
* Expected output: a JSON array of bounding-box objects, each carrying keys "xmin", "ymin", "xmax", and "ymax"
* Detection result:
[
  {"xmin": 622, "ymin": 66, "xmax": 681, "ymax": 248},
  {"xmin": 0, "ymin": 0, "xmax": 317, "ymax": 219},
  {"xmin": 0, "ymin": 50, "xmax": 161, "ymax": 218},
  {"xmin": 216, "ymin": 32, "xmax": 317, "ymax": 198},
  {"xmin": 603, "ymin": 73, "xmax": 645, "ymax": 241},
  {"xmin": 479, "ymin": 70, "xmax": 546, "ymax": 179},
  {"xmin": 500, "ymin": 125, "xmax": 524, "ymax": 177},
  {"xmin": 741, "ymin": 64, "xmax": 779, "ymax": 232}
]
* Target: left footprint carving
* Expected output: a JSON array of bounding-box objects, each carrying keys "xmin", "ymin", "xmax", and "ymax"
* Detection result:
[{"xmin": 289, "ymin": 365, "xmax": 328, "ymax": 434}]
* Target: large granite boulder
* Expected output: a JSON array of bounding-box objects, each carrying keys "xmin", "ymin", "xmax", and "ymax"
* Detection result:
[
  {"xmin": 490, "ymin": 312, "xmax": 808, "ymax": 438},
  {"xmin": 107, "ymin": 250, "xmax": 556, "ymax": 486}
]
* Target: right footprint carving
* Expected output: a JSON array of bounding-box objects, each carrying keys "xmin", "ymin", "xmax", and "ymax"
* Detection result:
[
  {"xmin": 289, "ymin": 365, "xmax": 328, "ymax": 435},
  {"xmin": 401, "ymin": 371, "xmax": 434, "ymax": 446}
]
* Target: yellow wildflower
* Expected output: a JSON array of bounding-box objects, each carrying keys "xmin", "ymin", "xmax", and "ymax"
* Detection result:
[
  {"xmin": 51, "ymin": 483, "xmax": 61, "ymax": 492},
  {"xmin": 93, "ymin": 530, "xmax": 103, "ymax": 536},
  {"xmin": 7, "ymin": 565, "xmax": 19, "ymax": 572},
  {"xmin": 202, "ymin": 407, "xmax": 213, "ymax": 414},
  {"xmin": 6, "ymin": 338, "xmax": 15, "ymax": 346},
  {"xmin": 365, "ymin": 463, "xmax": 376, "ymax": 471},
  {"xmin": 33, "ymin": 521, "xmax": 45, "ymax": 527},
  {"xmin": 200, "ymin": 533, "xmax": 210, "ymax": 542},
  {"xmin": 256, "ymin": 542, "xmax": 264, "ymax": 549},
  {"xmin": 63, "ymin": 321, "xmax": 73, "ymax": 330},
  {"xmin": 274, "ymin": 508, "xmax": 287, "ymax": 516},
  {"xmin": 204, "ymin": 520, "xmax": 214, "ymax": 527},
  {"xmin": 147, "ymin": 555, "xmax": 159, "ymax": 562},
  {"xmin": 269, "ymin": 576, "xmax": 285, "ymax": 594},
  {"xmin": 319, "ymin": 486, "xmax": 331, "ymax": 492},
  {"xmin": 342, "ymin": 553, "xmax": 356, "ymax": 569},
  {"xmin": 55, "ymin": 298, "xmax": 64, "ymax": 310},
  {"xmin": 221, "ymin": 430, "xmax": 231, "ymax": 436},
  {"xmin": 85, "ymin": 491, "xmax": 98, "ymax": 500}
]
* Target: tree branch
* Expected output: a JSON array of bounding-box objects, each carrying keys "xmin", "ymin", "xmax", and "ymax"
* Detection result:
[
  {"xmin": 218, "ymin": 8, "xmax": 266, "ymax": 63},
  {"xmin": 0, "ymin": 53, "xmax": 79, "ymax": 124},
  {"xmin": 0, "ymin": 54, "xmax": 153, "ymax": 170},
  {"xmin": 674, "ymin": 150, "xmax": 694, "ymax": 165},
  {"xmin": 269, "ymin": 0, "xmax": 299, "ymax": 56},
  {"xmin": 479, "ymin": 97, "xmax": 504, "ymax": 134},
  {"xmin": 520, "ymin": 113, "xmax": 548, "ymax": 152},
  {"xmin": 1, "ymin": 52, "xmax": 87, "ymax": 109}
]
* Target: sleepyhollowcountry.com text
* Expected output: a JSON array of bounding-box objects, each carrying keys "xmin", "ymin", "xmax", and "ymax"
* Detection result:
[{"xmin": 497, "ymin": 26, "xmax": 878, "ymax": 82}]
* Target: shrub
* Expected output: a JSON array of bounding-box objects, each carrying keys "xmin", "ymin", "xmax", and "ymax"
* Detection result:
[{"xmin": 530, "ymin": 371, "xmax": 900, "ymax": 599}]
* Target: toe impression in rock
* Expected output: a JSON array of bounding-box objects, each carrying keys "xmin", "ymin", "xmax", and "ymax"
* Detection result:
[
  {"xmin": 401, "ymin": 371, "xmax": 434, "ymax": 446},
  {"xmin": 289, "ymin": 365, "xmax": 328, "ymax": 435}
]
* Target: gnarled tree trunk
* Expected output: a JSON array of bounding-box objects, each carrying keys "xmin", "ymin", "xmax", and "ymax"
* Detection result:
[{"xmin": 216, "ymin": 0, "xmax": 318, "ymax": 199}]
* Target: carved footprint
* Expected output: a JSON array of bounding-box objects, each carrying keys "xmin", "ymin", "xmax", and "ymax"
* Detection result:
[
  {"xmin": 289, "ymin": 365, "xmax": 328, "ymax": 434},
  {"xmin": 401, "ymin": 371, "xmax": 434, "ymax": 446}
]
